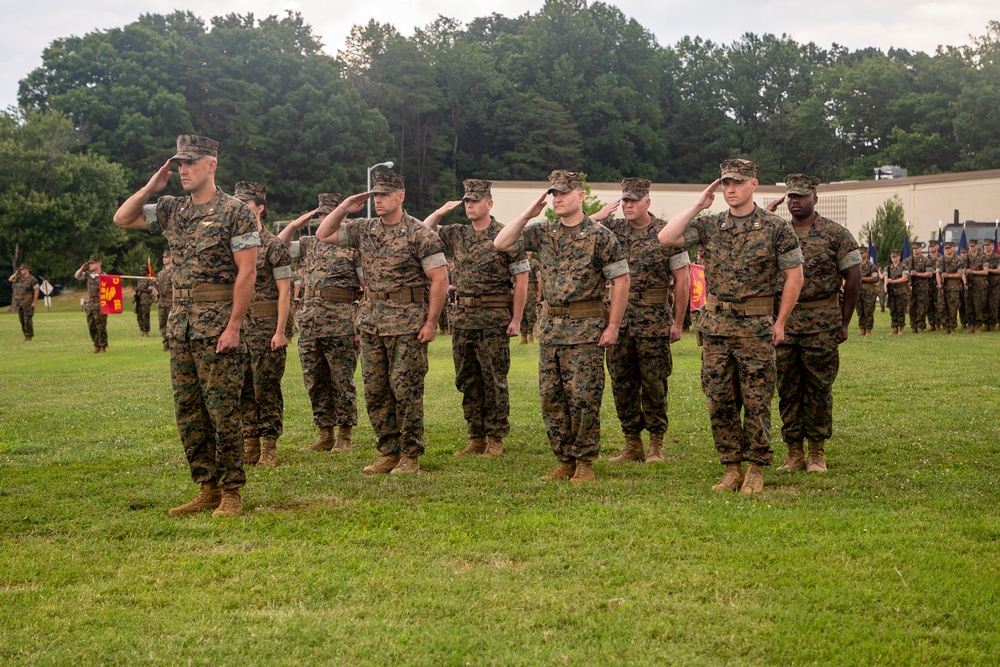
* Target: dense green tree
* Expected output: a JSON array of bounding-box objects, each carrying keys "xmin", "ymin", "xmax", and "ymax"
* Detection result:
[{"xmin": 862, "ymin": 196, "xmax": 910, "ymax": 266}]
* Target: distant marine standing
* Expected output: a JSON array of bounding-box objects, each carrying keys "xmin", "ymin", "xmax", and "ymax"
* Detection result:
[
  {"xmin": 74, "ymin": 255, "xmax": 108, "ymax": 353},
  {"xmin": 9, "ymin": 263, "xmax": 39, "ymax": 342}
]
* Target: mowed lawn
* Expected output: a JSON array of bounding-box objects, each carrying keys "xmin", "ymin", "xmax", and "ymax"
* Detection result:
[{"xmin": 1, "ymin": 300, "xmax": 998, "ymax": 666}]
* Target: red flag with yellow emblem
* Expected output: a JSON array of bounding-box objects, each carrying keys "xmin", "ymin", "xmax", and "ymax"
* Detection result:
[
  {"xmin": 100, "ymin": 275, "xmax": 124, "ymax": 314},
  {"xmin": 689, "ymin": 263, "xmax": 706, "ymax": 311}
]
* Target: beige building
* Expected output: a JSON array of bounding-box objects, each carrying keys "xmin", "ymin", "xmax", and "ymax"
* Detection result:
[{"xmin": 489, "ymin": 169, "xmax": 1000, "ymax": 243}]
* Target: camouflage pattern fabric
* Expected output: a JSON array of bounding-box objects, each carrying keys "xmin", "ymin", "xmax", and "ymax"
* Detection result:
[
  {"xmin": 135, "ymin": 277, "xmax": 153, "ymax": 333},
  {"xmin": 11, "ymin": 272, "xmax": 38, "ymax": 337},
  {"xmin": 906, "ymin": 253, "xmax": 935, "ymax": 331},
  {"xmin": 523, "ymin": 256, "xmax": 541, "ymax": 332},
  {"xmin": 885, "ymin": 263, "xmax": 910, "ymax": 328},
  {"xmin": 777, "ymin": 329, "xmax": 839, "ymax": 444},
  {"xmin": 602, "ymin": 214, "xmax": 688, "ymax": 436},
  {"xmin": 683, "ymin": 205, "xmax": 803, "ymax": 337},
  {"xmin": 938, "ymin": 254, "xmax": 965, "ymax": 329},
  {"xmin": 985, "ymin": 251, "xmax": 1000, "ymax": 326},
  {"xmin": 701, "ymin": 335, "xmax": 776, "ymax": 466},
  {"xmin": 784, "ymin": 215, "xmax": 859, "ymax": 334},
  {"xmin": 297, "ymin": 335, "xmax": 358, "ymax": 429},
  {"xmin": 858, "ymin": 260, "xmax": 878, "ymax": 331},
  {"xmin": 240, "ymin": 228, "xmax": 292, "ymax": 439},
  {"xmin": 965, "ymin": 250, "xmax": 988, "ymax": 326},
  {"xmin": 453, "ymin": 330, "xmax": 511, "ymax": 438},
  {"xmin": 170, "ymin": 337, "xmax": 248, "ymax": 490},
  {"xmin": 361, "ymin": 332, "xmax": 428, "ymax": 458},
  {"xmin": 80, "ymin": 272, "xmax": 108, "ymax": 347},
  {"xmin": 538, "ymin": 344, "xmax": 606, "ymax": 463},
  {"xmin": 146, "ymin": 187, "xmax": 261, "ymax": 489},
  {"xmin": 156, "ymin": 265, "xmax": 173, "ymax": 344}
]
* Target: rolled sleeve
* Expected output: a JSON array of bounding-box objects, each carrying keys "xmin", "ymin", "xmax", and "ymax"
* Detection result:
[
  {"xmin": 838, "ymin": 249, "xmax": 862, "ymax": 271},
  {"xmin": 508, "ymin": 259, "xmax": 530, "ymax": 276},
  {"xmin": 143, "ymin": 204, "xmax": 160, "ymax": 234},
  {"xmin": 777, "ymin": 248, "xmax": 804, "ymax": 270},
  {"xmin": 421, "ymin": 252, "xmax": 448, "ymax": 272},
  {"xmin": 682, "ymin": 225, "xmax": 701, "ymax": 247},
  {"xmin": 668, "ymin": 252, "xmax": 690, "ymax": 271},
  {"xmin": 273, "ymin": 265, "xmax": 293, "ymax": 280},
  {"xmin": 603, "ymin": 258, "xmax": 630, "ymax": 280},
  {"xmin": 231, "ymin": 231, "xmax": 262, "ymax": 253},
  {"xmin": 288, "ymin": 240, "xmax": 301, "ymax": 259}
]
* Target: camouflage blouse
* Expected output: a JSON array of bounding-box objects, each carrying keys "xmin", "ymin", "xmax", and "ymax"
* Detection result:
[
  {"xmin": 290, "ymin": 235, "xmax": 362, "ymax": 337},
  {"xmin": 785, "ymin": 215, "xmax": 860, "ymax": 334}
]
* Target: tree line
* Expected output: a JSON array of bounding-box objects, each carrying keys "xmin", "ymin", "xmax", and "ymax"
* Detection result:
[{"xmin": 4, "ymin": 1, "xmax": 1000, "ymax": 280}]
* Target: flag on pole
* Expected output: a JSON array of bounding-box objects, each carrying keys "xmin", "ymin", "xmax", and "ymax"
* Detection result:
[
  {"xmin": 959, "ymin": 224, "xmax": 968, "ymax": 252},
  {"xmin": 937, "ymin": 222, "xmax": 944, "ymax": 256},
  {"xmin": 902, "ymin": 234, "xmax": 911, "ymax": 261},
  {"xmin": 689, "ymin": 263, "xmax": 707, "ymax": 311},
  {"xmin": 147, "ymin": 257, "xmax": 154, "ymax": 278},
  {"xmin": 994, "ymin": 220, "xmax": 998, "ymax": 251},
  {"xmin": 868, "ymin": 234, "xmax": 877, "ymax": 265},
  {"xmin": 100, "ymin": 275, "xmax": 124, "ymax": 314}
]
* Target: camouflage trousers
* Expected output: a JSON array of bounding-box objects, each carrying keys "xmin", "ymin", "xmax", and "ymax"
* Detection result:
[
  {"xmin": 240, "ymin": 317, "xmax": 287, "ymax": 439},
  {"xmin": 85, "ymin": 307, "xmax": 108, "ymax": 347},
  {"xmin": 605, "ymin": 330, "xmax": 672, "ymax": 435},
  {"xmin": 169, "ymin": 337, "xmax": 248, "ymax": 490},
  {"xmin": 538, "ymin": 343, "xmax": 605, "ymax": 463},
  {"xmin": 888, "ymin": 287, "xmax": 909, "ymax": 329},
  {"xmin": 297, "ymin": 334, "xmax": 358, "ymax": 429},
  {"xmin": 453, "ymin": 329, "xmax": 511, "ymax": 439},
  {"xmin": 967, "ymin": 279, "xmax": 988, "ymax": 326},
  {"xmin": 361, "ymin": 332, "xmax": 428, "ymax": 458},
  {"xmin": 856, "ymin": 287, "xmax": 877, "ymax": 331},
  {"xmin": 776, "ymin": 329, "xmax": 839, "ymax": 444},
  {"xmin": 701, "ymin": 335, "xmax": 776, "ymax": 466},
  {"xmin": 136, "ymin": 302, "xmax": 151, "ymax": 333},
  {"xmin": 941, "ymin": 285, "xmax": 962, "ymax": 329},
  {"xmin": 17, "ymin": 303, "xmax": 35, "ymax": 337},
  {"xmin": 523, "ymin": 295, "xmax": 538, "ymax": 333},
  {"xmin": 958, "ymin": 289, "xmax": 967, "ymax": 327},
  {"xmin": 158, "ymin": 302, "xmax": 172, "ymax": 345},
  {"xmin": 987, "ymin": 278, "xmax": 1000, "ymax": 326},
  {"xmin": 908, "ymin": 281, "xmax": 931, "ymax": 331}
]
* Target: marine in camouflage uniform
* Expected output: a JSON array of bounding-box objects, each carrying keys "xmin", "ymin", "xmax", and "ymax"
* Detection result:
[
  {"xmin": 884, "ymin": 250, "xmax": 910, "ymax": 333},
  {"xmin": 857, "ymin": 253, "xmax": 879, "ymax": 335},
  {"xmin": 658, "ymin": 159, "xmax": 804, "ymax": 495},
  {"xmin": 234, "ymin": 182, "xmax": 292, "ymax": 467},
  {"xmin": 278, "ymin": 193, "xmax": 363, "ymax": 453},
  {"xmin": 521, "ymin": 253, "xmax": 541, "ymax": 344},
  {"xmin": 155, "ymin": 252, "xmax": 174, "ymax": 351},
  {"xmin": 8, "ymin": 263, "xmax": 39, "ymax": 341},
  {"xmin": 74, "ymin": 256, "xmax": 108, "ymax": 353},
  {"xmin": 937, "ymin": 242, "xmax": 965, "ymax": 333},
  {"xmin": 591, "ymin": 178, "xmax": 689, "ymax": 465},
  {"xmin": 983, "ymin": 239, "xmax": 1000, "ymax": 330},
  {"xmin": 964, "ymin": 240, "xmax": 988, "ymax": 333},
  {"xmin": 135, "ymin": 270, "xmax": 154, "ymax": 336},
  {"xmin": 494, "ymin": 170, "xmax": 630, "ymax": 484},
  {"xmin": 767, "ymin": 174, "xmax": 860, "ymax": 474},
  {"xmin": 113, "ymin": 134, "xmax": 261, "ymax": 518},
  {"xmin": 316, "ymin": 172, "xmax": 449, "ymax": 475},
  {"xmin": 423, "ymin": 179, "xmax": 529, "ymax": 457},
  {"xmin": 906, "ymin": 242, "xmax": 934, "ymax": 333},
  {"xmin": 925, "ymin": 239, "xmax": 942, "ymax": 330}
]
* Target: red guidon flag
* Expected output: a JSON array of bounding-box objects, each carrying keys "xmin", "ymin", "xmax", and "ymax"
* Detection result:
[
  {"xmin": 100, "ymin": 275, "xmax": 124, "ymax": 314},
  {"xmin": 689, "ymin": 263, "xmax": 707, "ymax": 311}
]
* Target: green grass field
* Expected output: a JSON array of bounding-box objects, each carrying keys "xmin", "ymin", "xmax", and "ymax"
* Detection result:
[{"xmin": 1, "ymin": 300, "xmax": 999, "ymax": 665}]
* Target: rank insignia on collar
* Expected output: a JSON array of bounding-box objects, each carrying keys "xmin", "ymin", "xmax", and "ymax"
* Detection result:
[
  {"xmin": 201, "ymin": 220, "xmax": 215, "ymax": 226},
  {"xmin": 753, "ymin": 221, "xmax": 761, "ymax": 229}
]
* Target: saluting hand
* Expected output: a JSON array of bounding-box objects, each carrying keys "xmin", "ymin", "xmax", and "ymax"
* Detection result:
[
  {"xmin": 146, "ymin": 160, "xmax": 174, "ymax": 194},
  {"xmin": 695, "ymin": 180, "xmax": 721, "ymax": 211},
  {"xmin": 524, "ymin": 192, "xmax": 549, "ymax": 219},
  {"xmin": 766, "ymin": 195, "xmax": 785, "ymax": 213},
  {"xmin": 590, "ymin": 199, "xmax": 620, "ymax": 223},
  {"xmin": 341, "ymin": 192, "xmax": 370, "ymax": 214}
]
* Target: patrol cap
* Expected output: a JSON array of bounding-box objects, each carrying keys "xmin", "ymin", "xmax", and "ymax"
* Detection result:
[
  {"xmin": 943, "ymin": 241, "xmax": 955, "ymax": 249},
  {"xmin": 968, "ymin": 239, "xmax": 979, "ymax": 246},
  {"xmin": 234, "ymin": 181, "xmax": 266, "ymax": 203},
  {"xmin": 462, "ymin": 179, "xmax": 492, "ymax": 201},
  {"xmin": 620, "ymin": 177, "xmax": 651, "ymax": 200},
  {"xmin": 985, "ymin": 238, "xmax": 995, "ymax": 246},
  {"xmin": 547, "ymin": 170, "xmax": 585, "ymax": 194},
  {"xmin": 89, "ymin": 254, "xmax": 101, "ymax": 263},
  {"xmin": 784, "ymin": 173, "xmax": 820, "ymax": 195},
  {"xmin": 720, "ymin": 158, "xmax": 757, "ymax": 181},
  {"xmin": 170, "ymin": 134, "xmax": 218, "ymax": 162},
  {"xmin": 18, "ymin": 263, "xmax": 29, "ymax": 270},
  {"xmin": 890, "ymin": 248, "xmax": 901, "ymax": 256},
  {"xmin": 370, "ymin": 172, "xmax": 405, "ymax": 194},
  {"xmin": 317, "ymin": 193, "xmax": 345, "ymax": 215},
  {"xmin": 912, "ymin": 241, "xmax": 925, "ymax": 248},
  {"xmin": 928, "ymin": 238, "xmax": 939, "ymax": 246}
]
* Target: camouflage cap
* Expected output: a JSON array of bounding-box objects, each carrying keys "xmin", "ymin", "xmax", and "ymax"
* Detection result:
[
  {"xmin": 969, "ymin": 239, "xmax": 979, "ymax": 246},
  {"xmin": 462, "ymin": 179, "xmax": 493, "ymax": 201},
  {"xmin": 317, "ymin": 193, "xmax": 345, "ymax": 215},
  {"xmin": 985, "ymin": 238, "xmax": 995, "ymax": 246},
  {"xmin": 89, "ymin": 255, "xmax": 101, "ymax": 263},
  {"xmin": 928, "ymin": 238, "xmax": 939, "ymax": 245},
  {"xmin": 720, "ymin": 158, "xmax": 757, "ymax": 181},
  {"xmin": 546, "ymin": 170, "xmax": 585, "ymax": 194},
  {"xmin": 912, "ymin": 241, "xmax": 925, "ymax": 248},
  {"xmin": 18, "ymin": 263, "xmax": 29, "ymax": 270},
  {"xmin": 890, "ymin": 248, "xmax": 901, "ymax": 256},
  {"xmin": 170, "ymin": 134, "xmax": 218, "ymax": 162},
  {"xmin": 944, "ymin": 241, "xmax": 955, "ymax": 249},
  {"xmin": 784, "ymin": 173, "xmax": 820, "ymax": 195},
  {"xmin": 370, "ymin": 172, "xmax": 405, "ymax": 194},
  {"xmin": 234, "ymin": 181, "xmax": 267, "ymax": 203},
  {"xmin": 620, "ymin": 177, "xmax": 651, "ymax": 200}
]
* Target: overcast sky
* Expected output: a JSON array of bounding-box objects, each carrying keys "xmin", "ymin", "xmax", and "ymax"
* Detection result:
[{"xmin": 4, "ymin": 1, "xmax": 997, "ymax": 110}]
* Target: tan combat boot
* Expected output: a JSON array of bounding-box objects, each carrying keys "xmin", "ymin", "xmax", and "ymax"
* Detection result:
[
  {"xmin": 454, "ymin": 436, "xmax": 487, "ymax": 456},
  {"xmin": 162, "ymin": 341, "xmax": 169, "ymax": 351},
  {"xmin": 807, "ymin": 439, "xmax": 828, "ymax": 472},
  {"xmin": 168, "ymin": 481, "xmax": 222, "ymax": 516},
  {"xmin": 390, "ymin": 455, "xmax": 420, "ymax": 474},
  {"xmin": 776, "ymin": 441, "xmax": 806, "ymax": 471},
  {"xmin": 570, "ymin": 460, "xmax": 595, "ymax": 483},
  {"xmin": 333, "ymin": 425, "xmax": 353, "ymax": 452},
  {"xmin": 711, "ymin": 463, "xmax": 745, "ymax": 492},
  {"xmin": 482, "ymin": 436, "xmax": 503, "ymax": 458},
  {"xmin": 259, "ymin": 437, "xmax": 277, "ymax": 467},
  {"xmin": 740, "ymin": 462, "xmax": 765, "ymax": 495},
  {"xmin": 304, "ymin": 427, "xmax": 336, "ymax": 452},
  {"xmin": 362, "ymin": 453, "xmax": 401, "ymax": 474},
  {"xmin": 92, "ymin": 345, "xmax": 101, "ymax": 354},
  {"xmin": 645, "ymin": 433, "xmax": 665, "ymax": 463},
  {"xmin": 25, "ymin": 336, "xmax": 32, "ymax": 342},
  {"xmin": 529, "ymin": 334, "xmax": 535, "ymax": 343},
  {"xmin": 244, "ymin": 437, "xmax": 261, "ymax": 465},
  {"xmin": 212, "ymin": 489, "xmax": 243, "ymax": 517},
  {"xmin": 540, "ymin": 460, "xmax": 576, "ymax": 481},
  {"xmin": 609, "ymin": 433, "xmax": 645, "ymax": 463},
  {"xmin": 520, "ymin": 332, "xmax": 529, "ymax": 345}
]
